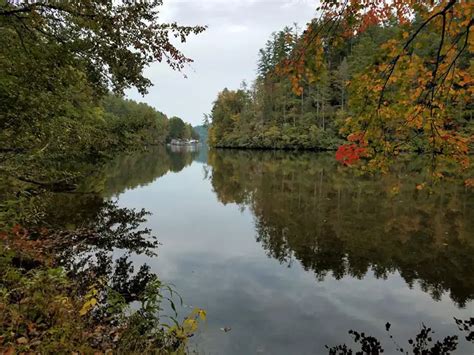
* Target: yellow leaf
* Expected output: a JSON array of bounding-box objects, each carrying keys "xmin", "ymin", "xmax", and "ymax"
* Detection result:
[
  {"xmin": 79, "ymin": 297, "xmax": 97, "ymax": 316},
  {"xmin": 183, "ymin": 318, "xmax": 198, "ymax": 333},
  {"xmin": 197, "ymin": 309, "xmax": 207, "ymax": 321}
]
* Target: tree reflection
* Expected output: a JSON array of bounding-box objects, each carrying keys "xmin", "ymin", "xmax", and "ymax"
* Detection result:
[
  {"xmin": 99, "ymin": 146, "xmax": 199, "ymax": 196},
  {"xmin": 5, "ymin": 146, "xmax": 202, "ymax": 319},
  {"xmin": 208, "ymin": 150, "xmax": 474, "ymax": 307}
]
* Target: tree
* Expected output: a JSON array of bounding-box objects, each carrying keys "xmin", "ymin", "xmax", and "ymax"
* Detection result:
[
  {"xmin": 0, "ymin": 0, "xmax": 205, "ymax": 164},
  {"xmin": 101, "ymin": 95, "xmax": 169, "ymax": 147},
  {"xmin": 209, "ymin": 1, "xmax": 472, "ymax": 180},
  {"xmin": 0, "ymin": 2, "xmax": 208, "ymax": 352},
  {"xmin": 0, "ymin": 0, "xmax": 205, "ymax": 95},
  {"xmin": 334, "ymin": 58, "xmax": 349, "ymax": 111},
  {"xmin": 208, "ymin": 23, "xmax": 345, "ymax": 150},
  {"xmin": 208, "ymin": 88, "xmax": 252, "ymax": 147},
  {"xmin": 0, "ymin": 0, "xmax": 207, "ymax": 192},
  {"xmin": 202, "ymin": 114, "xmax": 211, "ymax": 128},
  {"xmin": 292, "ymin": 1, "xmax": 473, "ymax": 175},
  {"xmin": 168, "ymin": 117, "xmax": 186, "ymax": 140}
]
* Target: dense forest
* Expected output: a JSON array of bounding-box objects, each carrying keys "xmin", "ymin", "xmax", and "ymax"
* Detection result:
[
  {"xmin": 209, "ymin": 2, "xmax": 472, "ymax": 176},
  {"xmin": 102, "ymin": 96, "xmax": 199, "ymax": 148},
  {"xmin": 0, "ymin": 1, "xmax": 206, "ymax": 353}
]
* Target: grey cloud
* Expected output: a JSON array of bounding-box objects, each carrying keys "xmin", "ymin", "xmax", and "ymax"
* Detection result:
[{"xmin": 126, "ymin": 0, "xmax": 317, "ymax": 126}]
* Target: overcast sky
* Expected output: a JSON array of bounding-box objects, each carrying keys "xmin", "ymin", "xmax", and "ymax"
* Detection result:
[{"xmin": 126, "ymin": 0, "xmax": 318, "ymax": 126}]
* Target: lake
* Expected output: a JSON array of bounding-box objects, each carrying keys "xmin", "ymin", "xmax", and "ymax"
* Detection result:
[{"xmin": 69, "ymin": 146, "xmax": 474, "ymax": 354}]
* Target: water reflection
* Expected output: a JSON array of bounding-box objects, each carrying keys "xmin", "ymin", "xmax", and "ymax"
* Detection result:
[
  {"xmin": 208, "ymin": 150, "xmax": 474, "ymax": 307},
  {"xmin": 42, "ymin": 148, "xmax": 468, "ymax": 354},
  {"xmin": 29, "ymin": 146, "xmax": 473, "ymax": 353},
  {"xmin": 21, "ymin": 146, "xmax": 203, "ymax": 319},
  {"xmin": 101, "ymin": 146, "xmax": 199, "ymax": 197},
  {"xmin": 36, "ymin": 146, "xmax": 199, "ymax": 227}
]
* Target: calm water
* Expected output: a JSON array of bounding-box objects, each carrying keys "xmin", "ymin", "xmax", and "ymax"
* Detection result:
[{"xmin": 81, "ymin": 147, "xmax": 474, "ymax": 353}]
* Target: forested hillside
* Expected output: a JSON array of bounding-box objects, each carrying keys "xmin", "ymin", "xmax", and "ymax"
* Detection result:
[
  {"xmin": 193, "ymin": 125, "xmax": 209, "ymax": 143},
  {"xmin": 209, "ymin": 2, "xmax": 472, "ymax": 175},
  {"xmin": 1, "ymin": 89, "xmax": 197, "ymax": 184}
]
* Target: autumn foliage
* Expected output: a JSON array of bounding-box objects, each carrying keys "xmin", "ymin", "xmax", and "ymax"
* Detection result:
[
  {"xmin": 335, "ymin": 133, "xmax": 368, "ymax": 165},
  {"xmin": 283, "ymin": 0, "xmax": 473, "ymax": 174},
  {"xmin": 335, "ymin": 144, "xmax": 367, "ymax": 165}
]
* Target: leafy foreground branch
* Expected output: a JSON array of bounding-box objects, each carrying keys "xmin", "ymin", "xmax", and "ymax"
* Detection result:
[
  {"xmin": 326, "ymin": 320, "xmax": 474, "ymax": 355},
  {"xmin": 0, "ymin": 202, "xmax": 205, "ymax": 353}
]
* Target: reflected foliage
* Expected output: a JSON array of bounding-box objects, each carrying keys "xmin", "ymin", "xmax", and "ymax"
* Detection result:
[
  {"xmin": 3, "ymin": 200, "xmax": 158, "ymax": 302},
  {"xmin": 99, "ymin": 146, "xmax": 199, "ymax": 197},
  {"xmin": 208, "ymin": 149, "xmax": 474, "ymax": 306},
  {"xmin": 5, "ymin": 146, "xmax": 203, "ymax": 295},
  {"xmin": 0, "ymin": 147, "xmax": 204, "ymax": 352},
  {"xmin": 327, "ymin": 319, "xmax": 473, "ymax": 354},
  {"xmin": 0, "ymin": 146, "xmax": 199, "ymax": 230},
  {"xmin": 9, "ymin": 146, "xmax": 203, "ymax": 295}
]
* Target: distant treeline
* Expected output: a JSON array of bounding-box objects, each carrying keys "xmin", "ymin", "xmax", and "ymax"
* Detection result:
[
  {"xmin": 105, "ymin": 96, "xmax": 200, "ymax": 146},
  {"xmin": 193, "ymin": 125, "xmax": 209, "ymax": 143},
  {"xmin": 1, "ymin": 87, "xmax": 197, "ymax": 181},
  {"xmin": 94, "ymin": 95, "xmax": 200, "ymax": 150}
]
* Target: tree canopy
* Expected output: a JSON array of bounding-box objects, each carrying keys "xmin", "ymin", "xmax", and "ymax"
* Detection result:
[
  {"xmin": 0, "ymin": 0, "xmax": 205, "ymax": 95},
  {"xmin": 167, "ymin": 116, "xmax": 199, "ymax": 141},
  {"xmin": 0, "ymin": 0, "xmax": 204, "ymax": 182}
]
